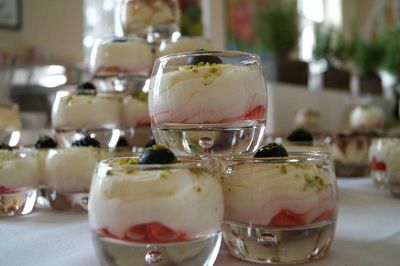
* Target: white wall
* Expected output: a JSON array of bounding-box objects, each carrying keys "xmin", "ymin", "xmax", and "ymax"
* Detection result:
[{"xmin": 0, "ymin": 0, "xmax": 84, "ymax": 64}]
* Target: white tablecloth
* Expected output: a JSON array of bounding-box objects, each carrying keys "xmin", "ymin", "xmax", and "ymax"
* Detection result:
[{"xmin": 1, "ymin": 178, "xmax": 400, "ymax": 266}]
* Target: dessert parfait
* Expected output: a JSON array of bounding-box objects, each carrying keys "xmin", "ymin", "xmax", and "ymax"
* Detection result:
[
  {"xmin": 121, "ymin": 0, "xmax": 181, "ymax": 42},
  {"xmin": 0, "ymin": 144, "xmax": 39, "ymax": 217},
  {"xmin": 221, "ymin": 143, "xmax": 338, "ymax": 264},
  {"xmin": 368, "ymin": 138, "xmax": 399, "ymax": 187},
  {"xmin": 149, "ymin": 51, "xmax": 267, "ymax": 156},
  {"xmin": 44, "ymin": 136, "xmax": 110, "ymax": 210},
  {"xmin": 89, "ymin": 145, "xmax": 223, "ymax": 265},
  {"xmin": 0, "ymin": 102, "xmax": 22, "ymax": 131},
  {"xmin": 331, "ymin": 132, "xmax": 374, "ymax": 177},
  {"xmin": 90, "ymin": 38, "xmax": 153, "ymax": 93},
  {"xmin": 51, "ymin": 82, "xmax": 122, "ymax": 147}
]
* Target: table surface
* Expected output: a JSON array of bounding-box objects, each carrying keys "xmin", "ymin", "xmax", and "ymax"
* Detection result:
[{"xmin": 1, "ymin": 178, "xmax": 400, "ymax": 266}]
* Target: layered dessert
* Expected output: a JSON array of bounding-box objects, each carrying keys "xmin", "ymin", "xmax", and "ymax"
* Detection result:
[
  {"xmin": 0, "ymin": 146, "xmax": 39, "ymax": 216},
  {"xmin": 91, "ymin": 39, "xmax": 153, "ymax": 77},
  {"xmin": 156, "ymin": 37, "xmax": 212, "ymax": 58},
  {"xmin": 368, "ymin": 138, "xmax": 399, "ymax": 187},
  {"xmin": 44, "ymin": 137, "xmax": 111, "ymax": 210},
  {"xmin": 89, "ymin": 146, "xmax": 223, "ymax": 265},
  {"xmin": 331, "ymin": 132, "xmax": 373, "ymax": 177},
  {"xmin": 0, "ymin": 102, "xmax": 22, "ymax": 130},
  {"xmin": 149, "ymin": 52, "xmax": 267, "ymax": 156},
  {"xmin": 121, "ymin": 91, "xmax": 150, "ymax": 128},
  {"xmin": 51, "ymin": 87, "xmax": 121, "ymax": 131},
  {"xmin": 149, "ymin": 62, "xmax": 266, "ymax": 124},
  {"xmin": 221, "ymin": 144, "xmax": 337, "ymax": 264},
  {"xmin": 121, "ymin": 0, "xmax": 180, "ymax": 40}
]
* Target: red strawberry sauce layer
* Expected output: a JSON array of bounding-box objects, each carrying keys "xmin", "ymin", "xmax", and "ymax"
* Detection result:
[
  {"xmin": 97, "ymin": 222, "xmax": 188, "ymax": 243},
  {"xmin": 0, "ymin": 186, "xmax": 23, "ymax": 194},
  {"xmin": 268, "ymin": 208, "xmax": 337, "ymax": 227},
  {"xmin": 370, "ymin": 157, "xmax": 386, "ymax": 171}
]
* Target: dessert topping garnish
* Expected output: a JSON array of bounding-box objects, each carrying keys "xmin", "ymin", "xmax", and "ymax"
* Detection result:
[
  {"xmin": 35, "ymin": 135, "xmax": 57, "ymax": 149},
  {"xmin": 287, "ymin": 128, "xmax": 313, "ymax": 142},
  {"xmin": 187, "ymin": 54, "xmax": 222, "ymax": 65},
  {"xmin": 77, "ymin": 82, "xmax": 96, "ymax": 95},
  {"xmin": 139, "ymin": 144, "xmax": 177, "ymax": 164},
  {"xmin": 131, "ymin": 91, "xmax": 148, "ymax": 102},
  {"xmin": 72, "ymin": 136, "xmax": 100, "ymax": 148},
  {"xmin": 254, "ymin": 143, "xmax": 288, "ymax": 158}
]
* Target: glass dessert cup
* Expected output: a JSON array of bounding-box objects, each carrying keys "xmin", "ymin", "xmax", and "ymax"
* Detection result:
[
  {"xmin": 368, "ymin": 138, "xmax": 399, "ymax": 188},
  {"xmin": 331, "ymin": 132, "xmax": 373, "ymax": 177},
  {"xmin": 221, "ymin": 151, "xmax": 338, "ymax": 264},
  {"xmin": 149, "ymin": 50, "xmax": 267, "ymax": 157},
  {"xmin": 51, "ymin": 89, "xmax": 138, "ymax": 148},
  {"xmin": 89, "ymin": 157, "xmax": 224, "ymax": 266},
  {"xmin": 44, "ymin": 147, "xmax": 111, "ymax": 211},
  {"xmin": 0, "ymin": 148, "xmax": 39, "ymax": 217},
  {"xmin": 120, "ymin": 0, "xmax": 181, "ymax": 43},
  {"xmin": 90, "ymin": 37, "xmax": 152, "ymax": 94}
]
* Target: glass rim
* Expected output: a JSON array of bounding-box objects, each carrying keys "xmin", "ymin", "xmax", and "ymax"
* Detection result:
[
  {"xmin": 223, "ymin": 151, "xmax": 331, "ymax": 164},
  {"xmin": 97, "ymin": 156, "xmax": 210, "ymax": 171},
  {"xmin": 156, "ymin": 50, "xmax": 261, "ymax": 64}
]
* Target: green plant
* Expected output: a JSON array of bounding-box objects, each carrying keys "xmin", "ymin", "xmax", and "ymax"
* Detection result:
[
  {"xmin": 313, "ymin": 24, "xmax": 331, "ymax": 60},
  {"xmin": 331, "ymin": 31, "xmax": 352, "ymax": 64},
  {"xmin": 381, "ymin": 28, "xmax": 400, "ymax": 79},
  {"xmin": 352, "ymin": 37, "xmax": 384, "ymax": 75},
  {"xmin": 254, "ymin": 3, "xmax": 298, "ymax": 57}
]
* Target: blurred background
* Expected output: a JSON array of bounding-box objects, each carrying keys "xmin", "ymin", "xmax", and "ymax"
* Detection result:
[{"xmin": 1, "ymin": 0, "xmax": 400, "ymax": 134}]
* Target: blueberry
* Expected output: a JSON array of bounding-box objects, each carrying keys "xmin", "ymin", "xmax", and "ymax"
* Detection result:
[
  {"xmin": 116, "ymin": 136, "xmax": 129, "ymax": 148},
  {"xmin": 254, "ymin": 143, "xmax": 288, "ymax": 158},
  {"xmin": 187, "ymin": 54, "xmax": 222, "ymax": 65},
  {"xmin": 72, "ymin": 136, "xmax": 100, "ymax": 148},
  {"xmin": 0, "ymin": 143, "xmax": 13, "ymax": 150},
  {"xmin": 35, "ymin": 135, "xmax": 57, "ymax": 149},
  {"xmin": 138, "ymin": 145, "xmax": 177, "ymax": 164},
  {"xmin": 287, "ymin": 128, "xmax": 313, "ymax": 142},
  {"xmin": 77, "ymin": 82, "xmax": 96, "ymax": 95}
]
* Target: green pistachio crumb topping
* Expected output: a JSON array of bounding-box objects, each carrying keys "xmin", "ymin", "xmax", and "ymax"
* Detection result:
[
  {"xmin": 189, "ymin": 167, "xmax": 208, "ymax": 176},
  {"xmin": 160, "ymin": 168, "xmax": 171, "ymax": 179},
  {"xmin": 303, "ymin": 173, "xmax": 327, "ymax": 192},
  {"xmin": 131, "ymin": 91, "xmax": 148, "ymax": 102}
]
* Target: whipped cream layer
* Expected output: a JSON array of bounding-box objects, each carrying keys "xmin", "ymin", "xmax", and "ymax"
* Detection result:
[
  {"xmin": 45, "ymin": 147, "xmax": 109, "ymax": 192},
  {"xmin": 156, "ymin": 37, "xmax": 212, "ymax": 58},
  {"xmin": 52, "ymin": 94, "xmax": 121, "ymax": 130},
  {"xmin": 149, "ymin": 64, "xmax": 267, "ymax": 124},
  {"xmin": 223, "ymin": 162, "xmax": 337, "ymax": 226},
  {"xmin": 92, "ymin": 41, "xmax": 152, "ymax": 76},
  {"xmin": 89, "ymin": 167, "xmax": 223, "ymax": 239},
  {"xmin": 122, "ymin": 94, "xmax": 150, "ymax": 127},
  {"xmin": 0, "ymin": 150, "xmax": 39, "ymax": 190}
]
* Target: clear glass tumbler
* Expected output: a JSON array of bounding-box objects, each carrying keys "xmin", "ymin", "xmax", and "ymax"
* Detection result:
[
  {"xmin": 89, "ymin": 157, "xmax": 224, "ymax": 265},
  {"xmin": 0, "ymin": 148, "xmax": 39, "ymax": 217},
  {"xmin": 149, "ymin": 50, "xmax": 267, "ymax": 156},
  {"xmin": 221, "ymin": 151, "xmax": 338, "ymax": 264}
]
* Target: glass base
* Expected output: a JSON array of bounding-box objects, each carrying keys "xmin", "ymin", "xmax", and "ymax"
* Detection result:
[
  {"xmin": 92, "ymin": 231, "xmax": 221, "ymax": 266},
  {"xmin": 222, "ymin": 220, "xmax": 336, "ymax": 264},
  {"xmin": 152, "ymin": 120, "xmax": 265, "ymax": 156},
  {"xmin": 45, "ymin": 189, "xmax": 88, "ymax": 211},
  {"xmin": 54, "ymin": 127, "xmax": 135, "ymax": 148},
  {"xmin": 334, "ymin": 161, "xmax": 368, "ymax": 177},
  {"xmin": 371, "ymin": 170, "xmax": 387, "ymax": 188},
  {"xmin": 0, "ymin": 189, "xmax": 37, "ymax": 217}
]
